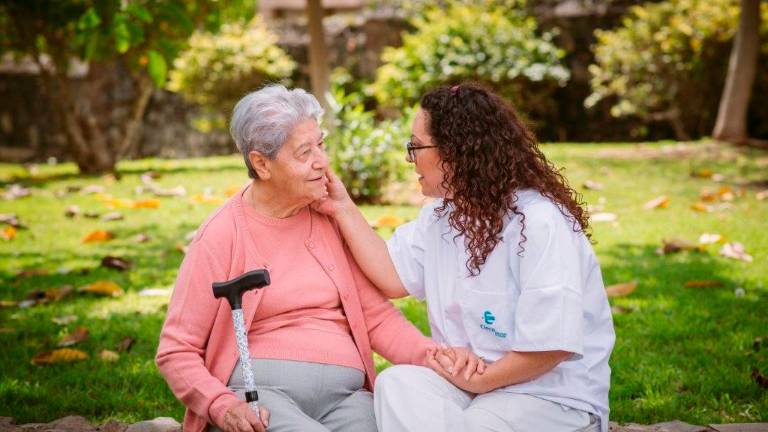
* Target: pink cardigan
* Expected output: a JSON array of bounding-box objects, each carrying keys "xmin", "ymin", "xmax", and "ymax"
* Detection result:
[{"xmin": 156, "ymin": 190, "xmax": 435, "ymax": 431}]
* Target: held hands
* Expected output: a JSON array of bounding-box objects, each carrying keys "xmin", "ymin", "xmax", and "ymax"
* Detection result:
[
  {"xmin": 222, "ymin": 401, "xmax": 270, "ymax": 432},
  {"xmin": 426, "ymin": 345, "xmax": 489, "ymax": 394},
  {"xmin": 311, "ymin": 170, "xmax": 354, "ymax": 217}
]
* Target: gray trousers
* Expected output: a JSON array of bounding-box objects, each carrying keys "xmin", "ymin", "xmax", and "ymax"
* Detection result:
[{"xmin": 209, "ymin": 359, "xmax": 376, "ymax": 432}]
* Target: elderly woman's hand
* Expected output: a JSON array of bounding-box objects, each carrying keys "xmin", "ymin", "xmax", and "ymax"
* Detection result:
[
  {"xmin": 312, "ymin": 170, "xmax": 354, "ymax": 217},
  {"xmin": 426, "ymin": 346, "xmax": 488, "ymax": 393},
  {"xmin": 222, "ymin": 401, "xmax": 270, "ymax": 432}
]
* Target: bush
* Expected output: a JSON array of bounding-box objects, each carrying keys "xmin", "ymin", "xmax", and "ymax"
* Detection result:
[
  {"xmin": 327, "ymin": 71, "xmax": 413, "ymax": 203},
  {"xmin": 371, "ymin": 1, "xmax": 569, "ymax": 129},
  {"xmin": 168, "ymin": 17, "xmax": 295, "ymax": 126},
  {"xmin": 586, "ymin": 0, "xmax": 768, "ymax": 140}
]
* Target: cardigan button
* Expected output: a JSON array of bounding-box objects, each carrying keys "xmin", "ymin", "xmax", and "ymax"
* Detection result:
[
  {"xmin": 307, "ymin": 240, "xmax": 315, "ymax": 249},
  {"xmin": 327, "ymin": 264, "xmax": 335, "ymax": 271}
]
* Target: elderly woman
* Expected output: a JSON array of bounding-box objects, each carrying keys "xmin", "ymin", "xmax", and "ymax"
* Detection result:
[{"xmin": 155, "ymin": 85, "xmax": 439, "ymax": 432}]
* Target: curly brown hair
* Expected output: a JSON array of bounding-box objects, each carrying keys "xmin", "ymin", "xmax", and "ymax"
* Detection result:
[{"xmin": 420, "ymin": 82, "xmax": 591, "ymax": 276}]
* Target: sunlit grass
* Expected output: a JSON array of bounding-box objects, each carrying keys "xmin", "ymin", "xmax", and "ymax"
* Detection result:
[{"xmin": 1, "ymin": 141, "xmax": 766, "ymax": 425}]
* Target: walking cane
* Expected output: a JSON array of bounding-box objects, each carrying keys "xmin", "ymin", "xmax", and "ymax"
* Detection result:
[{"xmin": 213, "ymin": 269, "xmax": 271, "ymax": 421}]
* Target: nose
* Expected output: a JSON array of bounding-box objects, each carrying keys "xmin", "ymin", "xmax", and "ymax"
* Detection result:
[
  {"xmin": 313, "ymin": 147, "xmax": 330, "ymax": 170},
  {"xmin": 405, "ymin": 153, "xmax": 414, "ymax": 164}
]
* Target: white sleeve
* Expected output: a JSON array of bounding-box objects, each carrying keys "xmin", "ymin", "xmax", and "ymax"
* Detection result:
[
  {"xmin": 387, "ymin": 219, "xmax": 427, "ymax": 300},
  {"xmin": 510, "ymin": 203, "xmax": 585, "ymax": 355}
]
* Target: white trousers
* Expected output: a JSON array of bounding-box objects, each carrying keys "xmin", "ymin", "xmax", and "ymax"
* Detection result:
[{"xmin": 374, "ymin": 365, "xmax": 599, "ymax": 432}]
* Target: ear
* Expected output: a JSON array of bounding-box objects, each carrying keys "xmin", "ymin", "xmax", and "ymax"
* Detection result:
[{"xmin": 248, "ymin": 151, "xmax": 272, "ymax": 180}]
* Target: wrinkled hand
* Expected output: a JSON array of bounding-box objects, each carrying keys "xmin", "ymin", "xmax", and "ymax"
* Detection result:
[
  {"xmin": 426, "ymin": 346, "xmax": 488, "ymax": 394},
  {"xmin": 311, "ymin": 170, "xmax": 354, "ymax": 218},
  {"xmin": 222, "ymin": 401, "xmax": 270, "ymax": 432}
]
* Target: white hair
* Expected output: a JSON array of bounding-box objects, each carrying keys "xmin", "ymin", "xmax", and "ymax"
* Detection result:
[{"xmin": 230, "ymin": 84, "xmax": 324, "ymax": 179}]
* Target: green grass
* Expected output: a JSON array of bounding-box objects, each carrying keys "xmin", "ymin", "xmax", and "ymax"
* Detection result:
[{"xmin": 1, "ymin": 141, "xmax": 766, "ymax": 425}]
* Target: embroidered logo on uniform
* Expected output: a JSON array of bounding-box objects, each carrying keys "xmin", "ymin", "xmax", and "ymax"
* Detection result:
[
  {"xmin": 481, "ymin": 310, "xmax": 507, "ymax": 338},
  {"xmin": 483, "ymin": 310, "xmax": 496, "ymax": 325}
]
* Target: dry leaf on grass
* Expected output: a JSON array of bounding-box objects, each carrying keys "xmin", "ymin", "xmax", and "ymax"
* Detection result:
[
  {"xmin": 684, "ymin": 280, "xmax": 723, "ymax": 288},
  {"xmin": 80, "ymin": 184, "xmax": 105, "ymax": 195},
  {"xmin": 65, "ymin": 205, "xmax": 81, "ymax": 218},
  {"xmin": 189, "ymin": 194, "xmax": 224, "ymax": 205},
  {"xmin": 374, "ymin": 215, "xmax": 404, "ymax": 229},
  {"xmin": 690, "ymin": 203, "xmax": 713, "ymax": 213},
  {"xmin": 0, "ymin": 300, "xmax": 18, "ymax": 308},
  {"xmin": 15, "ymin": 268, "xmax": 49, "ymax": 279},
  {"xmin": 690, "ymin": 168, "xmax": 714, "ymax": 178},
  {"xmin": 81, "ymin": 230, "xmax": 114, "ymax": 243},
  {"xmin": 52, "ymin": 315, "xmax": 78, "ymax": 326},
  {"xmin": 59, "ymin": 326, "xmax": 89, "ymax": 347},
  {"xmin": 583, "ymin": 180, "xmax": 604, "ymax": 191},
  {"xmin": 605, "ymin": 281, "xmax": 638, "ymax": 298},
  {"xmin": 643, "ymin": 195, "xmax": 669, "ymax": 210},
  {"xmin": 1, "ymin": 226, "xmax": 17, "ymax": 240},
  {"xmin": 0, "ymin": 213, "xmax": 27, "ymax": 229},
  {"xmin": 31, "ymin": 348, "xmax": 88, "ymax": 365},
  {"xmin": 101, "ymin": 256, "xmax": 133, "ymax": 271},
  {"xmin": 225, "ymin": 185, "xmax": 241, "ymax": 197},
  {"xmin": 99, "ymin": 350, "xmax": 120, "ymax": 362},
  {"xmin": 719, "ymin": 242, "xmax": 753, "ymax": 263},
  {"xmin": 45, "ymin": 285, "xmax": 74, "ymax": 302},
  {"xmin": 698, "ymin": 233, "xmax": 724, "ymax": 245},
  {"xmin": 610, "ymin": 305, "xmax": 635, "ymax": 315},
  {"xmin": 117, "ymin": 336, "xmax": 136, "ymax": 353},
  {"xmin": 2, "ymin": 184, "xmax": 31, "ymax": 200},
  {"xmin": 657, "ymin": 238, "xmax": 701, "ymax": 255},
  {"xmin": 101, "ymin": 212, "xmax": 124, "ymax": 222},
  {"xmin": 757, "ymin": 190, "xmax": 768, "ymax": 201},
  {"xmin": 135, "ymin": 233, "xmax": 151, "ymax": 243},
  {"xmin": 590, "ymin": 212, "xmax": 618, "ymax": 223},
  {"xmin": 78, "ymin": 280, "xmax": 124, "ymax": 297},
  {"xmin": 132, "ymin": 198, "xmax": 160, "ymax": 209}
]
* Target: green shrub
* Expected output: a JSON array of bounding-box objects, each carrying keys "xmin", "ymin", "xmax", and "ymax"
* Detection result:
[
  {"xmin": 586, "ymin": 0, "xmax": 768, "ymax": 140},
  {"xmin": 327, "ymin": 71, "xmax": 413, "ymax": 203},
  {"xmin": 371, "ymin": 1, "xmax": 569, "ymax": 128},
  {"xmin": 168, "ymin": 17, "xmax": 295, "ymax": 126}
]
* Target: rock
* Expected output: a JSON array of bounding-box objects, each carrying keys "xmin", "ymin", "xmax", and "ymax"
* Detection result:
[
  {"xmin": 124, "ymin": 418, "xmax": 180, "ymax": 432},
  {"xmin": 46, "ymin": 416, "xmax": 97, "ymax": 431},
  {"xmin": 609, "ymin": 421, "xmax": 709, "ymax": 432},
  {"xmin": 98, "ymin": 421, "xmax": 128, "ymax": 432},
  {"xmin": 709, "ymin": 425, "xmax": 768, "ymax": 432},
  {"xmin": 0, "ymin": 417, "xmax": 19, "ymax": 432}
]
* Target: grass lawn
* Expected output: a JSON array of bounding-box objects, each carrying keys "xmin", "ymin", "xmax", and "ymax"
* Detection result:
[{"xmin": 0, "ymin": 141, "xmax": 766, "ymax": 425}]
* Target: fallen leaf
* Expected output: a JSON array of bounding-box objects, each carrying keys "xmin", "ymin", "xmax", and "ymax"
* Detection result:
[
  {"xmin": 2, "ymin": 184, "xmax": 31, "ymax": 200},
  {"xmin": 83, "ymin": 211, "xmax": 101, "ymax": 219},
  {"xmin": 189, "ymin": 194, "xmax": 224, "ymax": 205},
  {"xmin": 101, "ymin": 212, "xmax": 124, "ymax": 222},
  {"xmin": 698, "ymin": 233, "xmax": 724, "ymax": 245},
  {"xmin": 583, "ymin": 180, "xmax": 604, "ymax": 191},
  {"xmin": 1, "ymin": 226, "xmax": 17, "ymax": 240},
  {"xmin": 65, "ymin": 205, "xmax": 81, "ymax": 218},
  {"xmin": 590, "ymin": 212, "xmax": 618, "ymax": 222},
  {"xmin": 31, "ymin": 348, "xmax": 88, "ymax": 365},
  {"xmin": 691, "ymin": 168, "xmax": 713, "ymax": 178},
  {"xmin": 610, "ymin": 305, "xmax": 634, "ymax": 315},
  {"xmin": 690, "ymin": 203, "xmax": 712, "ymax": 213},
  {"xmin": 643, "ymin": 195, "xmax": 669, "ymax": 210},
  {"xmin": 152, "ymin": 186, "xmax": 186, "ymax": 197},
  {"xmin": 81, "ymin": 230, "xmax": 114, "ymax": 243},
  {"xmin": 0, "ymin": 213, "xmax": 27, "ymax": 229},
  {"xmin": 45, "ymin": 285, "xmax": 74, "ymax": 302},
  {"xmin": 99, "ymin": 350, "xmax": 120, "ymax": 362},
  {"xmin": 711, "ymin": 173, "xmax": 726, "ymax": 182},
  {"xmin": 374, "ymin": 215, "xmax": 404, "ymax": 229},
  {"xmin": 752, "ymin": 367, "xmax": 768, "ymax": 389},
  {"xmin": 135, "ymin": 233, "xmax": 151, "ymax": 243},
  {"xmin": 117, "ymin": 336, "xmax": 136, "ymax": 352},
  {"xmin": 78, "ymin": 280, "xmax": 124, "ymax": 297},
  {"xmin": 132, "ymin": 198, "xmax": 160, "ymax": 209},
  {"xmin": 684, "ymin": 280, "xmax": 723, "ymax": 288},
  {"xmin": 15, "ymin": 268, "xmax": 49, "ymax": 279},
  {"xmin": 606, "ymin": 281, "xmax": 638, "ymax": 298},
  {"xmin": 59, "ymin": 326, "xmax": 89, "ymax": 347},
  {"xmin": 699, "ymin": 189, "xmax": 718, "ymax": 202},
  {"xmin": 719, "ymin": 242, "xmax": 753, "ymax": 263},
  {"xmin": 80, "ymin": 185, "xmax": 105, "ymax": 195},
  {"xmin": 25, "ymin": 289, "xmax": 46, "ymax": 300},
  {"xmin": 101, "ymin": 256, "xmax": 133, "ymax": 271},
  {"xmin": 224, "ymin": 186, "xmax": 241, "ymax": 197},
  {"xmin": 657, "ymin": 238, "xmax": 700, "ymax": 255},
  {"xmin": 52, "ymin": 315, "xmax": 78, "ymax": 326},
  {"xmin": 718, "ymin": 186, "xmax": 735, "ymax": 201},
  {"xmin": 100, "ymin": 196, "xmax": 134, "ymax": 209},
  {"xmin": 0, "ymin": 300, "xmax": 18, "ymax": 308},
  {"xmin": 757, "ymin": 190, "xmax": 768, "ymax": 201}
]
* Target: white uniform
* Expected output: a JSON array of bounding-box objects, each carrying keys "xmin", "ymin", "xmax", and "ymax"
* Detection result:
[{"xmin": 376, "ymin": 190, "xmax": 615, "ymax": 432}]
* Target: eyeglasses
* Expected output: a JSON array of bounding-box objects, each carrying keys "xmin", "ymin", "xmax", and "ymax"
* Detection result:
[{"xmin": 406, "ymin": 140, "xmax": 437, "ymax": 162}]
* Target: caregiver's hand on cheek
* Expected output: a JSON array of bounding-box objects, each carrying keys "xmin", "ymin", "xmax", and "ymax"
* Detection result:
[
  {"xmin": 311, "ymin": 170, "xmax": 354, "ymax": 217},
  {"xmin": 426, "ymin": 346, "xmax": 488, "ymax": 394}
]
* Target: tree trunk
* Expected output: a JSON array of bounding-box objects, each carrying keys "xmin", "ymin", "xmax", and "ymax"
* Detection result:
[
  {"xmin": 36, "ymin": 60, "xmax": 153, "ymax": 174},
  {"xmin": 712, "ymin": 0, "xmax": 760, "ymax": 144},
  {"xmin": 306, "ymin": 0, "xmax": 330, "ymax": 112}
]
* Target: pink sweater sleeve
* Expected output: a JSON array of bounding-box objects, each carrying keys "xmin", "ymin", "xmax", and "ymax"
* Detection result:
[
  {"xmin": 155, "ymin": 238, "xmax": 239, "ymax": 428},
  {"xmin": 346, "ymin": 247, "xmax": 437, "ymax": 366}
]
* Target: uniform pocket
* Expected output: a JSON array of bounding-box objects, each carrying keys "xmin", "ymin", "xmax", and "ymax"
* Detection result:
[{"xmin": 460, "ymin": 290, "xmax": 514, "ymax": 358}]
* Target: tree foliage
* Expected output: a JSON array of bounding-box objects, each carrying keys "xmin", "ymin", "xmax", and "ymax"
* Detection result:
[
  {"xmin": 371, "ymin": 1, "xmax": 569, "ymax": 127},
  {"xmin": 168, "ymin": 17, "xmax": 296, "ymax": 124},
  {"xmin": 586, "ymin": 0, "xmax": 768, "ymax": 140}
]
